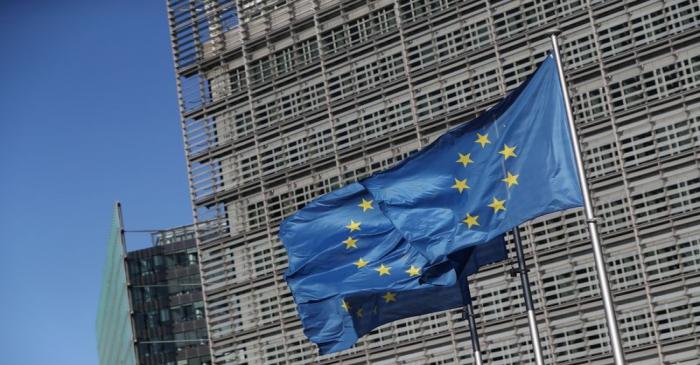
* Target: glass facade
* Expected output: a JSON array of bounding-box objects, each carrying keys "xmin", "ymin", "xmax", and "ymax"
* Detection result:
[
  {"xmin": 127, "ymin": 227, "xmax": 211, "ymax": 365},
  {"xmin": 96, "ymin": 207, "xmax": 212, "ymax": 365},
  {"xmin": 96, "ymin": 204, "xmax": 138, "ymax": 365},
  {"xmin": 167, "ymin": 0, "xmax": 700, "ymax": 364}
]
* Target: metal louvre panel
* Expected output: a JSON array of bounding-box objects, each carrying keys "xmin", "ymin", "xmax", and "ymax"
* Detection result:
[{"xmin": 165, "ymin": 0, "xmax": 700, "ymax": 363}]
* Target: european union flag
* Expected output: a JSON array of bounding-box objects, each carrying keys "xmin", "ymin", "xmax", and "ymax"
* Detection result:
[
  {"xmin": 280, "ymin": 54, "xmax": 583, "ymax": 354},
  {"xmin": 281, "ymin": 182, "xmax": 505, "ymax": 353},
  {"xmin": 361, "ymin": 54, "xmax": 583, "ymax": 264}
]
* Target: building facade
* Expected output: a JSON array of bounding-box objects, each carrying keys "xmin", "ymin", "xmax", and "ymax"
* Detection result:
[
  {"xmin": 166, "ymin": 0, "xmax": 700, "ymax": 364},
  {"xmin": 97, "ymin": 204, "xmax": 138, "ymax": 365},
  {"xmin": 97, "ymin": 204, "xmax": 213, "ymax": 365}
]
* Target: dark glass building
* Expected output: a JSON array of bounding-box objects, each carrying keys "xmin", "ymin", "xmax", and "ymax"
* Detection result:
[{"xmin": 96, "ymin": 203, "xmax": 212, "ymax": 365}]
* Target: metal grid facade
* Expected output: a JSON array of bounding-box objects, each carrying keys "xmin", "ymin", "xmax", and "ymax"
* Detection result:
[{"xmin": 166, "ymin": 0, "xmax": 700, "ymax": 363}]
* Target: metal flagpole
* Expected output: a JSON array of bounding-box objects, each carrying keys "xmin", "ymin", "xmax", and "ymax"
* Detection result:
[
  {"xmin": 548, "ymin": 30, "xmax": 627, "ymax": 364},
  {"xmin": 463, "ymin": 301, "xmax": 484, "ymax": 365},
  {"xmin": 510, "ymin": 227, "xmax": 545, "ymax": 365}
]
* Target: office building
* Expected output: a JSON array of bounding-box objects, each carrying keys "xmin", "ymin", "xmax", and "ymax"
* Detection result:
[
  {"xmin": 96, "ymin": 203, "xmax": 213, "ymax": 365},
  {"xmin": 166, "ymin": 0, "xmax": 700, "ymax": 363}
]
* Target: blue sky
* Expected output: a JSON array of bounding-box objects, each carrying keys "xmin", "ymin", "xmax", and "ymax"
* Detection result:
[{"xmin": 0, "ymin": 1, "xmax": 193, "ymax": 364}]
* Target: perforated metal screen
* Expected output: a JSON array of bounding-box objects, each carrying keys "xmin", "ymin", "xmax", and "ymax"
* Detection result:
[{"xmin": 166, "ymin": 0, "xmax": 700, "ymax": 363}]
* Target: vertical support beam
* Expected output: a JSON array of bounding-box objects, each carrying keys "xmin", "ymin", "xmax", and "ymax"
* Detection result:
[
  {"xmin": 116, "ymin": 202, "xmax": 140, "ymax": 361},
  {"xmin": 548, "ymin": 30, "xmax": 627, "ymax": 365},
  {"xmin": 164, "ymin": 0, "xmax": 218, "ymax": 359},
  {"xmin": 311, "ymin": 0, "xmax": 347, "ymax": 187},
  {"xmin": 233, "ymin": 0, "xmax": 292, "ymax": 360},
  {"xmin": 511, "ymin": 227, "xmax": 544, "ymax": 365},
  {"xmin": 392, "ymin": 3, "xmax": 424, "ymax": 149}
]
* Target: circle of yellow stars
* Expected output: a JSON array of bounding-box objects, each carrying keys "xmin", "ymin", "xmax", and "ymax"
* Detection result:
[
  {"xmin": 342, "ymin": 133, "xmax": 523, "ymax": 314},
  {"xmin": 340, "ymin": 197, "xmax": 428, "ymax": 314},
  {"xmin": 453, "ymin": 133, "xmax": 521, "ymax": 229}
]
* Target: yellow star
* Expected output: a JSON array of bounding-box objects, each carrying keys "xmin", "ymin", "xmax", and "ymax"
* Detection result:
[
  {"xmin": 343, "ymin": 237, "xmax": 358, "ymax": 249},
  {"xmin": 358, "ymin": 198, "xmax": 374, "ymax": 212},
  {"xmin": 354, "ymin": 258, "xmax": 368, "ymax": 269},
  {"xmin": 346, "ymin": 220, "xmax": 361, "ymax": 232},
  {"xmin": 499, "ymin": 144, "xmax": 518, "ymax": 160},
  {"xmin": 463, "ymin": 213, "xmax": 479, "ymax": 229},
  {"xmin": 451, "ymin": 178, "xmax": 470, "ymax": 193},
  {"xmin": 475, "ymin": 133, "xmax": 491, "ymax": 148},
  {"xmin": 502, "ymin": 172, "xmax": 519, "ymax": 188},
  {"xmin": 375, "ymin": 264, "xmax": 391, "ymax": 276},
  {"xmin": 456, "ymin": 153, "xmax": 474, "ymax": 167},
  {"xmin": 341, "ymin": 300, "xmax": 350, "ymax": 312},
  {"xmin": 488, "ymin": 197, "xmax": 506, "ymax": 213},
  {"xmin": 382, "ymin": 292, "xmax": 396, "ymax": 303},
  {"xmin": 356, "ymin": 308, "xmax": 364, "ymax": 318},
  {"xmin": 406, "ymin": 265, "xmax": 421, "ymax": 277}
]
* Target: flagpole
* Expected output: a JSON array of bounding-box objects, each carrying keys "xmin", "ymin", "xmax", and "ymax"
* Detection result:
[
  {"xmin": 510, "ymin": 227, "xmax": 545, "ymax": 365},
  {"xmin": 548, "ymin": 30, "xmax": 627, "ymax": 364},
  {"xmin": 463, "ymin": 301, "xmax": 484, "ymax": 365}
]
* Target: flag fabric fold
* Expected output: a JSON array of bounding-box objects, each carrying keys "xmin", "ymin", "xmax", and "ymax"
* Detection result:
[
  {"xmin": 281, "ymin": 182, "xmax": 505, "ymax": 354},
  {"xmin": 360, "ymin": 54, "xmax": 583, "ymax": 264}
]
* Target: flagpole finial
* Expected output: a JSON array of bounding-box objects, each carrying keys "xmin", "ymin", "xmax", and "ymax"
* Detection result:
[{"xmin": 545, "ymin": 28, "xmax": 561, "ymax": 36}]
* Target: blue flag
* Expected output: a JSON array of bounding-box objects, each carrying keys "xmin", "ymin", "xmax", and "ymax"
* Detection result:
[
  {"xmin": 280, "ymin": 54, "xmax": 582, "ymax": 354},
  {"xmin": 281, "ymin": 182, "xmax": 505, "ymax": 354},
  {"xmin": 361, "ymin": 54, "xmax": 583, "ymax": 264}
]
